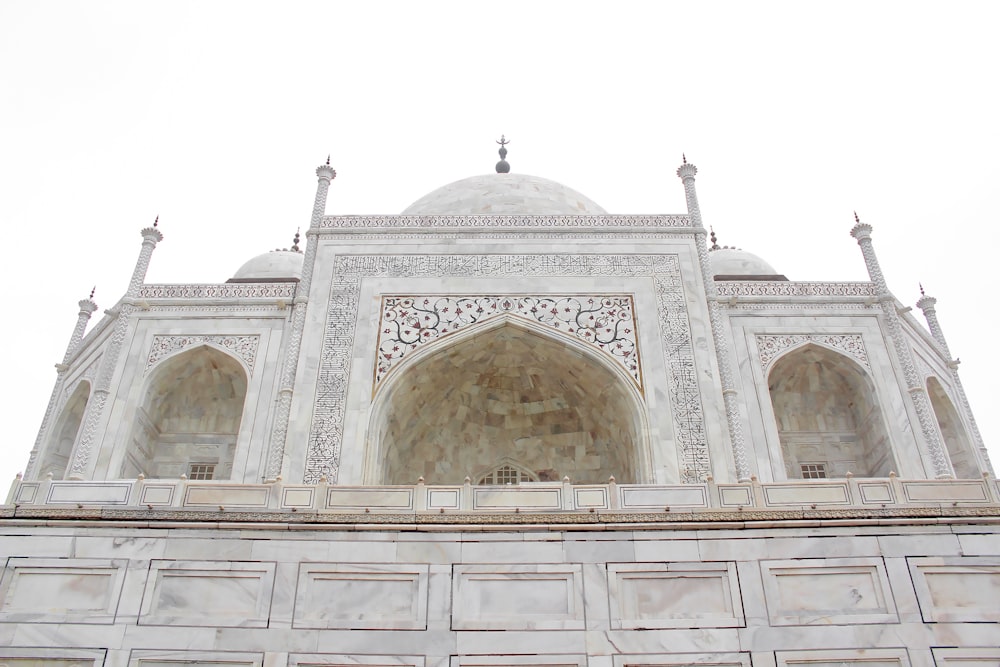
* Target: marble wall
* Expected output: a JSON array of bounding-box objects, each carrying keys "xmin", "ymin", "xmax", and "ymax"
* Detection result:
[{"xmin": 0, "ymin": 518, "xmax": 997, "ymax": 667}]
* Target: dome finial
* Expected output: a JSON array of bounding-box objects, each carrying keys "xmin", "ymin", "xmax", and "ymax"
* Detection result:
[
  {"xmin": 326, "ymin": 155, "xmax": 330, "ymax": 166},
  {"xmin": 291, "ymin": 228, "xmax": 301, "ymax": 252},
  {"xmin": 682, "ymin": 153, "xmax": 687, "ymax": 164},
  {"xmin": 919, "ymin": 282, "xmax": 925, "ymax": 296},
  {"xmin": 89, "ymin": 286, "xmax": 96, "ymax": 299},
  {"xmin": 854, "ymin": 211, "xmax": 860, "ymax": 223},
  {"xmin": 153, "ymin": 215, "xmax": 159, "ymax": 228},
  {"xmin": 709, "ymin": 226, "xmax": 720, "ymax": 251},
  {"xmin": 495, "ymin": 135, "xmax": 511, "ymax": 174}
]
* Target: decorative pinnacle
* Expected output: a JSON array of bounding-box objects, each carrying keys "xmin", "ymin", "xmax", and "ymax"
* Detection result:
[
  {"xmin": 153, "ymin": 215, "xmax": 158, "ymax": 228},
  {"xmin": 919, "ymin": 282, "xmax": 925, "ymax": 296},
  {"xmin": 495, "ymin": 135, "xmax": 511, "ymax": 174},
  {"xmin": 709, "ymin": 227, "xmax": 720, "ymax": 251},
  {"xmin": 682, "ymin": 153, "xmax": 687, "ymax": 164},
  {"xmin": 326, "ymin": 155, "xmax": 330, "ymax": 166},
  {"xmin": 89, "ymin": 286, "xmax": 96, "ymax": 299},
  {"xmin": 291, "ymin": 228, "xmax": 301, "ymax": 252},
  {"xmin": 854, "ymin": 211, "xmax": 859, "ymax": 223}
]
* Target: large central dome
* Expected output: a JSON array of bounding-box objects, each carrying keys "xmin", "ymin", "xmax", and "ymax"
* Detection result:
[{"xmin": 402, "ymin": 173, "xmax": 607, "ymax": 215}]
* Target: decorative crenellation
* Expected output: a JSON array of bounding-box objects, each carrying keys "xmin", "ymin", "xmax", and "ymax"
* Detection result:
[
  {"xmin": 757, "ymin": 334, "xmax": 871, "ymax": 371},
  {"xmin": 138, "ymin": 283, "xmax": 297, "ymax": 300},
  {"xmin": 304, "ymin": 253, "xmax": 709, "ymax": 485},
  {"xmin": 716, "ymin": 281, "xmax": 877, "ymax": 298},
  {"xmin": 145, "ymin": 335, "xmax": 260, "ymax": 373},
  {"xmin": 679, "ymin": 161, "xmax": 750, "ymax": 482},
  {"xmin": 375, "ymin": 295, "xmax": 641, "ymax": 388},
  {"xmin": 320, "ymin": 214, "xmax": 691, "ymax": 229}
]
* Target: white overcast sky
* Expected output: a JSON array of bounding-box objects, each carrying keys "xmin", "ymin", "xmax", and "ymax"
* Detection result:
[{"xmin": 1, "ymin": 1, "xmax": 998, "ymax": 487}]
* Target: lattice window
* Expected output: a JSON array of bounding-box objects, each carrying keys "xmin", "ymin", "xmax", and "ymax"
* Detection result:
[
  {"xmin": 478, "ymin": 464, "xmax": 537, "ymax": 485},
  {"xmin": 188, "ymin": 463, "xmax": 216, "ymax": 480},
  {"xmin": 800, "ymin": 462, "xmax": 827, "ymax": 479}
]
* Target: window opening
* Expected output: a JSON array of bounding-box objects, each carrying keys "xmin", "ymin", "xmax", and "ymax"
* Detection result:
[
  {"xmin": 478, "ymin": 464, "xmax": 536, "ymax": 485},
  {"xmin": 188, "ymin": 463, "xmax": 216, "ymax": 480},
  {"xmin": 800, "ymin": 462, "xmax": 827, "ymax": 479}
]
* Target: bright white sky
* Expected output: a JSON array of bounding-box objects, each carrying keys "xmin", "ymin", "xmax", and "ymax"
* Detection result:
[{"xmin": 1, "ymin": 1, "xmax": 998, "ymax": 488}]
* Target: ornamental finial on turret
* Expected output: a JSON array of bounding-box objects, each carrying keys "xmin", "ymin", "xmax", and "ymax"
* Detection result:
[
  {"xmin": 683, "ymin": 153, "xmax": 687, "ymax": 164},
  {"xmin": 920, "ymin": 282, "xmax": 925, "ymax": 296},
  {"xmin": 89, "ymin": 286, "xmax": 95, "ymax": 299},
  {"xmin": 291, "ymin": 228, "xmax": 301, "ymax": 253},
  {"xmin": 326, "ymin": 155, "xmax": 330, "ymax": 166},
  {"xmin": 709, "ymin": 227, "xmax": 720, "ymax": 251},
  {"xmin": 495, "ymin": 135, "xmax": 510, "ymax": 174}
]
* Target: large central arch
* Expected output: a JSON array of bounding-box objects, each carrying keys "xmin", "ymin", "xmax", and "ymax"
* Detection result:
[{"xmin": 367, "ymin": 317, "xmax": 648, "ymax": 485}]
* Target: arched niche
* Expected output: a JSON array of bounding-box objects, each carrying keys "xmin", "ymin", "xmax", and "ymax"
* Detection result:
[
  {"xmin": 40, "ymin": 381, "xmax": 90, "ymax": 479},
  {"xmin": 926, "ymin": 377, "xmax": 977, "ymax": 478},
  {"xmin": 768, "ymin": 343, "xmax": 894, "ymax": 478},
  {"xmin": 123, "ymin": 345, "xmax": 247, "ymax": 480},
  {"xmin": 369, "ymin": 317, "xmax": 647, "ymax": 485}
]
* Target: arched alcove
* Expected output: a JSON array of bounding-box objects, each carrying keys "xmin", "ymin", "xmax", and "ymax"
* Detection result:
[
  {"xmin": 768, "ymin": 344, "xmax": 894, "ymax": 478},
  {"xmin": 370, "ymin": 319, "xmax": 645, "ymax": 485},
  {"xmin": 123, "ymin": 346, "xmax": 247, "ymax": 479},
  {"xmin": 926, "ymin": 377, "xmax": 977, "ymax": 478},
  {"xmin": 40, "ymin": 381, "xmax": 90, "ymax": 479}
]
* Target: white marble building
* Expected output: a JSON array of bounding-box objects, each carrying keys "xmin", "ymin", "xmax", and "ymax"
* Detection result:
[{"xmin": 3, "ymin": 152, "xmax": 998, "ymax": 667}]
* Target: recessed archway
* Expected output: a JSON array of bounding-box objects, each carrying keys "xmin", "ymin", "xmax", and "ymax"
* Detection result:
[
  {"xmin": 124, "ymin": 345, "xmax": 247, "ymax": 479},
  {"xmin": 768, "ymin": 344, "xmax": 894, "ymax": 478},
  {"xmin": 40, "ymin": 381, "xmax": 90, "ymax": 480},
  {"xmin": 369, "ymin": 318, "xmax": 646, "ymax": 485},
  {"xmin": 926, "ymin": 377, "xmax": 977, "ymax": 478}
]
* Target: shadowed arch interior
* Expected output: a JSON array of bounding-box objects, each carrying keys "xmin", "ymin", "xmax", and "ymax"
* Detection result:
[
  {"xmin": 373, "ymin": 320, "xmax": 642, "ymax": 485},
  {"xmin": 40, "ymin": 381, "xmax": 90, "ymax": 480},
  {"xmin": 124, "ymin": 346, "xmax": 247, "ymax": 479},
  {"xmin": 926, "ymin": 377, "xmax": 977, "ymax": 478},
  {"xmin": 768, "ymin": 344, "xmax": 894, "ymax": 478}
]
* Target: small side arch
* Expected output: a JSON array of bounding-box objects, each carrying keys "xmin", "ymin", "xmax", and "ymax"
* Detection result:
[
  {"xmin": 366, "ymin": 315, "xmax": 650, "ymax": 485},
  {"xmin": 926, "ymin": 376, "xmax": 978, "ymax": 478},
  {"xmin": 768, "ymin": 343, "xmax": 894, "ymax": 478},
  {"xmin": 39, "ymin": 380, "xmax": 91, "ymax": 480},
  {"xmin": 123, "ymin": 344, "xmax": 247, "ymax": 479}
]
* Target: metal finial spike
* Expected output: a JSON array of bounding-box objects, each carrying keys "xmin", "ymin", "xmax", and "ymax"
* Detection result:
[
  {"xmin": 291, "ymin": 227, "xmax": 301, "ymax": 252},
  {"xmin": 919, "ymin": 283, "xmax": 925, "ymax": 296},
  {"xmin": 153, "ymin": 215, "xmax": 159, "ymax": 227},
  {"xmin": 495, "ymin": 134, "xmax": 511, "ymax": 173},
  {"xmin": 89, "ymin": 286, "xmax": 96, "ymax": 299},
  {"xmin": 853, "ymin": 211, "xmax": 859, "ymax": 223},
  {"xmin": 682, "ymin": 153, "xmax": 687, "ymax": 164},
  {"xmin": 326, "ymin": 155, "xmax": 330, "ymax": 166},
  {"xmin": 709, "ymin": 226, "xmax": 720, "ymax": 251}
]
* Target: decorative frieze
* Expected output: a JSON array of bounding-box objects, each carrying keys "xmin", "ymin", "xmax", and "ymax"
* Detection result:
[
  {"xmin": 305, "ymin": 254, "xmax": 709, "ymax": 484},
  {"xmin": 756, "ymin": 334, "xmax": 870, "ymax": 370},
  {"xmin": 138, "ymin": 283, "xmax": 296, "ymax": 299},
  {"xmin": 716, "ymin": 281, "xmax": 875, "ymax": 298},
  {"xmin": 320, "ymin": 214, "xmax": 691, "ymax": 229},
  {"xmin": 376, "ymin": 295, "xmax": 641, "ymax": 388},
  {"xmin": 145, "ymin": 335, "xmax": 260, "ymax": 373}
]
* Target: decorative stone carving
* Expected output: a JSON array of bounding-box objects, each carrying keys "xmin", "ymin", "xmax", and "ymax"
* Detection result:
[
  {"xmin": 716, "ymin": 281, "xmax": 876, "ymax": 297},
  {"xmin": 304, "ymin": 254, "xmax": 709, "ymax": 485},
  {"xmin": 145, "ymin": 335, "xmax": 260, "ymax": 374},
  {"xmin": 320, "ymin": 214, "xmax": 691, "ymax": 229},
  {"xmin": 757, "ymin": 334, "xmax": 871, "ymax": 371},
  {"xmin": 138, "ymin": 284, "xmax": 296, "ymax": 299},
  {"xmin": 375, "ymin": 295, "xmax": 641, "ymax": 388}
]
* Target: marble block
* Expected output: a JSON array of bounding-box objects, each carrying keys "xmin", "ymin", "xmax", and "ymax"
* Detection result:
[
  {"xmin": 452, "ymin": 564, "xmax": 585, "ymax": 630},
  {"xmin": 607, "ymin": 562, "xmax": 743, "ymax": 629},
  {"xmin": 293, "ymin": 563, "xmax": 429, "ymax": 629},
  {"xmin": 0, "ymin": 557, "xmax": 125, "ymax": 624},
  {"xmin": 908, "ymin": 556, "xmax": 1000, "ymax": 622}
]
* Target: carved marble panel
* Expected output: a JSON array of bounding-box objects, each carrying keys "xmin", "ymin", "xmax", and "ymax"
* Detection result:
[
  {"xmin": 129, "ymin": 651, "xmax": 263, "ymax": 667},
  {"xmin": 138, "ymin": 560, "xmax": 275, "ymax": 627},
  {"xmin": 931, "ymin": 648, "xmax": 1000, "ymax": 667},
  {"xmin": 756, "ymin": 333, "xmax": 870, "ymax": 371},
  {"xmin": 759, "ymin": 557, "xmax": 898, "ymax": 625},
  {"xmin": 293, "ymin": 563, "xmax": 429, "ymax": 629},
  {"xmin": 307, "ymin": 254, "xmax": 709, "ymax": 484},
  {"xmin": 0, "ymin": 558, "xmax": 125, "ymax": 624},
  {"xmin": 375, "ymin": 294, "xmax": 641, "ymax": 388},
  {"xmin": 146, "ymin": 335, "xmax": 260, "ymax": 373},
  {"xmin": 775, "ymin": 649, "xmax": 909, "ymax": 667},
  {"xmin": 611, "ymin": 654, "xmax": 750, "ymax": 667},
  {"xmin": 0, "ymin": 648, "xmax": 106, "ymax": 667},
  {"xmin": 452, "ymin": 564, "xmax": 585, "ymax": 630},
  {"xmin": 908, "ymin": 556, "xmax": 1000, "ymax": 622},
  {"xmin": 607, "ymin": 562, "xmax": 743, "ymax": 628}
]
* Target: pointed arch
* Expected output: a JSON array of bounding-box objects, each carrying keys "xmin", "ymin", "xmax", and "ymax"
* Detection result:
[
  {"xmin": 926, "ymin": 377, "xmax": 977, "ymax": 478},
  {"xmin": 768, "ymin": 343, "xmax": 894, "ymax": 478},
  {"xmin": 40, "ymin": 381, "xmax": 91, "ymax": 479},
  {"xmin": 124, "ymin": 344, "xmax": 247, "ymax": 479},
  {"xmin": 366, "ymin": 315, "xmax": 649, "ymax": 485}
]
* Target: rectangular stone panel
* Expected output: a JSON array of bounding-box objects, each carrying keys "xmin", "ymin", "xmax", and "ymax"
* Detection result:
[
  {"xmin": 0, "ymin": 648, "xmax": 106, "ymax": 667},
  {"xmin": 909, "ymin": 556, "xmax": 1000, "ymax": 622},
  {"xmin": 611, "ymin": 653, "xmax": 750, "ymax": 667},
  {"xmin": 762, "ymin": 482, "xmax": 850, "ymax": 506},
  {"xmin": 47, "ymin": 481, "xmax": 131, "ymax": 504},
  {"xmin": 900, "ymin": 480, "xmax": 989, "ymax": 503},
  {"xmin": 932, "ymin": 648, "xmax": 1000, "ymax": 667},
  {"xmin": 760, "ymin": 557, "xmax": 898, "ymax": 625},
  {"xmin": 0, "ymin": 557, "xmax": 125, "ymax": 624},
  {"xmin": 139, "ymin": 560, "xmax": 275, "ymax": 627},
  {"xmin": 325, "ymin": 488, "xmax": 413, "ymax": 510},
  {"xmin": 607, "ymin": 562, "xmax": 743, "ymax": 628},
  {"xmin": 292, "ymin": 657, "xmax": 424, "ymax": 667},
  {"xmin": 452, "ymin": 564, "xmax": 584, "ymax": 630},
  {"xmin": 473, "ymin": 487, "xmax": 562, "ymax": 510},
  {"xmin": 776, "ymin": 649, "xmax": 909, "ymax": 667},
  {"xmin": 183, "ymin": 485, "xmax": 270, "ymax": 508},
  {"xmin": 293, "ymin": 563, "xmax": 428, "ymax": 629},
  {"xmin": 454, "ymin": 656, "xmax": 584, "ymax": 667},
  {"xmin": 619, "ymin": 485, "xmax": 709, "ymax": 508},
  {"xmin": 129, "ymin": 650, "xmax": 263, "ymax": 667}
]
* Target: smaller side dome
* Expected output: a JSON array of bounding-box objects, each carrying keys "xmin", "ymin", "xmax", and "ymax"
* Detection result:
[
  {"xmin": 228, "ymin": 250, "xmax": 303, "ymax": 283},
  {"xmin": 709, "ymin": 247, "xmax": 787, "ymax": 281}
]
